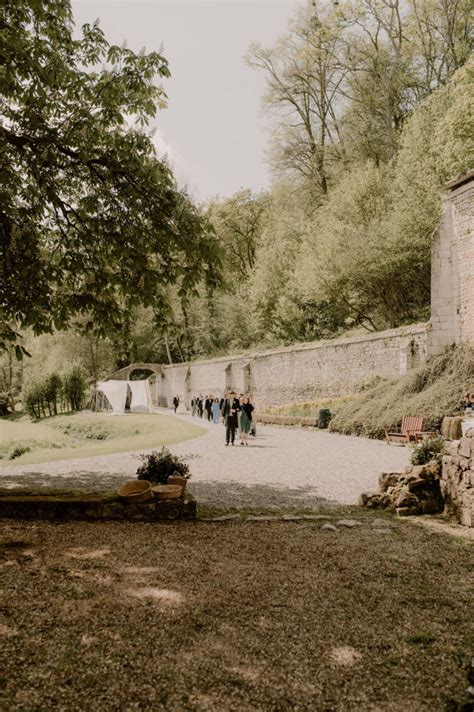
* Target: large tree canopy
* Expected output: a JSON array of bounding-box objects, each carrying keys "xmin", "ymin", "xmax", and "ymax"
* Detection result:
[{"xmin": 0, "ymin": 0, "xmax": 220, "ymax": 355}]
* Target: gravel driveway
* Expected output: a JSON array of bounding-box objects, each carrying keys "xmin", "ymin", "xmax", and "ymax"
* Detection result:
[{"xmin": 0, "ymin": 412, "xmax": 410, "ymax": 508}]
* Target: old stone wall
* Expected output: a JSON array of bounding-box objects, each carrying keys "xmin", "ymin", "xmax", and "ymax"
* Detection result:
[
  {"xmin": 442, "ymin": 432, "xmax": 474, "ymax": 527},
  {"xmin": 429, "ymin": 173, "xmax": 474, "ymax": 354},
  {"xmin": 159, "ymin": 324, "xmax": 428, "ymax": 408}
]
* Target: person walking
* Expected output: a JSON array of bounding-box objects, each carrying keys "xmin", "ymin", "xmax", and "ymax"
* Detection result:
[
  {"xmin": 197, "ymin": 396, "xmax": 204, "ymax": 418},
  {"xmin": 222, "ymin": 391, "xmax": 240, "ymax": 446},
  {"xmin": 211, "ymin": 398, "xmax": 220, "ymax": 424},
  {"xmin": 205, "ymin": 396, "xmax": 213, "ymax": 421},
  {"xmin": 239, "ymin": 395, "xmax": 254, "ymax": 446},
  {"xmin": 191, "ymin": 396, "xmax": 197, "ymax": 417},
  {"xmin": 173, "ymin": 395, "xmax": 179, "ymax": 413}
]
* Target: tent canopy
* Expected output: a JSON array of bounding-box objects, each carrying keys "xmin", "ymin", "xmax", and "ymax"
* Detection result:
[{"xmin": 96, "ymin": 379, "xmax": 154, "ymax": 414}]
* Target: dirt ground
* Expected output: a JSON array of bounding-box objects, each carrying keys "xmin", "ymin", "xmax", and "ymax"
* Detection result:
[{"xmin": 1, "ymin": 516, "xmax": 473, "ymax": 711}]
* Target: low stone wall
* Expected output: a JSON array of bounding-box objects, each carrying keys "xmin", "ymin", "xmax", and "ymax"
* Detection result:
[
  {"xmin": 257, "ymin": 414, "xmax": 318, "ymax": 427},
  {"xmin": 159, "ymin": 323, "xmax": 428, "ymax": 408},
  {"xmin": 0, "ymin": 491, "xmax": 196, "ymax": 522},
  {"xmin": 442, "ymin": 432, "xmax": 474, "ymax": 527}
]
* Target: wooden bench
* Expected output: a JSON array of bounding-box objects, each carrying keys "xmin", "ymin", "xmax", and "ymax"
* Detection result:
[{"xmin": 385, "ymin": 416, "xmax": 436, "ymax": 444}]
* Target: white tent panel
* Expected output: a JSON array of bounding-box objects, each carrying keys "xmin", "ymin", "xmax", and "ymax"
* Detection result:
[
  {"xmin": 129, "ymin": 380, "xmax": 154, "ymax": 413},
  {"xmin": 97, "ymin": 380, "xmax": 128, "ymax": 414}
]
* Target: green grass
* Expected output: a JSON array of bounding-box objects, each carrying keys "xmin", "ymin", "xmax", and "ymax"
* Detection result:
[
  {"xmin": 0, "ymin": 412, "xmax": 206, "ymax": 465},
  {"xmin": 260, "ymin": 395, "xmax": 354, "ymax": 418},
  {"xmin": 329, "ymin": 344, "xmax": 474, "ymax": 438}
]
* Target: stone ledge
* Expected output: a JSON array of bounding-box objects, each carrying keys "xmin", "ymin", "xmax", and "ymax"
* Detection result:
[
  {"xmin": 257, "ymin": 414, "xmax": 319, "ymax": 427},
  {"xmin": 0, "ymin": 490, "xmax": 196, "ymax": 522}
]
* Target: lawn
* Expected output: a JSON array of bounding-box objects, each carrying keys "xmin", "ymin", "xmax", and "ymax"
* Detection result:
[
  {"xmin": 0, "ymin": 517, "xmax": 472, "ymax": 711},
  {"xmin": 0, "ymin": 412, "xmax": 206, "ymax": 465}
]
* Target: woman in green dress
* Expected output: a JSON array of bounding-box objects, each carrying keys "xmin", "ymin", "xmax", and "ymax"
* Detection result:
[{"xmin": 239, "ymin": 396, "xmax": 254, "ymax": 446}]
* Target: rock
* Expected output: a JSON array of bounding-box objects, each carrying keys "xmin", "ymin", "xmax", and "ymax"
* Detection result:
[
  {"xmin": 358, "ymin": 492, "xmax": 376, "ymax": 506},
  {"xmin": 464, "ymin": 428, "xmax": 474, "ymax": 438},
  {"xmin": 396, "ymin": 506, "xmax": 419, "ymax": 517},
  {"xmin": 379, "ymin": 472, "xmax": 403, "ymax": 491},
  {"xmin": 407, "ymin": 478, "xmax": 429, "ymax": 492},
  {"xmin": 301, "ymin": 514, "xmax": 330, "ymax": 520},
  {"xmin": 321, "ymin": 523, "xmax": 337, "ymax": 532},
  {"xmin": 459, "ymin": 438, "xmax": 471, "ymax": 458},
  {"xmin": 245, "ymin": 515, "xmax": 278, "ymax": 521},
  {"xmin": 419, "ymin": 499, "xmax": 444, "ymax": 515},
  {"xmin": 394, "ymin": 490, "xmax": 419, "ymax": 509},
  {"xmin": 372, "ymin": 528, "xmax": 393, "ymax": 534},
  {"xmin": 336, "ymin": 519, "xmax": 361, "ymax": 528},
  {"xmin": 370, "ymin": 518, "xmax": 391, "ymax": 528},
  {"xmin": 207, "ymin": 514, "xmax": 242, "ymax": 522},
  {"xmin": 281, "ymin": 514, "xmax": 302, "ymax": 521},
  {"xmin": 360, "ymin": 492, "xmax": 390, "ymax": 509}
]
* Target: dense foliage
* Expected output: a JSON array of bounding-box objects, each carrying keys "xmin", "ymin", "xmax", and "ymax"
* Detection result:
[
  {"xmin": 0, "ymin": 0, "xmax": 221, "ymax": 355},
  {"xmin": 1, "ymin": 0, "xmax": 472, "ymax": 399},
  {"xmin": 24, "ymin": 367, "xmax": 86, "ymax": 419},
  {"xmin": 116, "ymin": 0, "xmax": 473, "ymax": 362},
  {"xmin": 411, "ymin": 436, "xmax": 445, "ymax": 466},
  {"xmin": 136, "ymin": 447, "xmax": 191, "ymax": 485}
]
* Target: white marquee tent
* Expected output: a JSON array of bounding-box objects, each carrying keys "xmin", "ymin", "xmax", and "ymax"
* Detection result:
[{"xmin": 95, "ymin": 379, "xmax": 154, "ymax": 414}]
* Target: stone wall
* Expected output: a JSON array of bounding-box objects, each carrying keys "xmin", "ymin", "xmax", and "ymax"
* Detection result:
[
  {"xmin": 442, "ymin": 431, "xmax": 474, "ymax": 527},
  {"xmin": 429, "ymin": 172, "xmax": 474, "ymax": 354},
  {"xmin": 158, "ymin": 324, "xmax": 428, "ymax": 408}
]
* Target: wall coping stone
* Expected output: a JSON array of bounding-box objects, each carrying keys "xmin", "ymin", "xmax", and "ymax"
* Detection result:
[{"xmin": 161, "ymin": 323, "xmax": 429, "ymax": 371}]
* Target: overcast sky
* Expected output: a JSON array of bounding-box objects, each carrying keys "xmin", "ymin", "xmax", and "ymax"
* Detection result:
[{"xmin": 71, "ymin": 0, "xmax": 301, "ymax": 201}]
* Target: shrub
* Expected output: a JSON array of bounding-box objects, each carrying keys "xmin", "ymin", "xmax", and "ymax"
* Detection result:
[
  {"xmin": 63, "ymin": 367, "xmax": 86, "ymax": 411},
  {"xmin": 329, "ymin": 344, "xmax": 474, "ymax": 439},
  {"xmin": 410, "ymin": 435, "xmax": 445, "ymax": 466},
  {"xmin": 136, "ymin": 447, "xmax": 191, "ymax": 485},
  {"xmin": 8, "ymin": 444, "xmax": 31, "ymax": 460}
]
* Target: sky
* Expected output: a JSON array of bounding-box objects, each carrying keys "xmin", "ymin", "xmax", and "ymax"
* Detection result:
[{"xmin": 71, "ymin": 0, "xmax": 301, "ymax": 201}]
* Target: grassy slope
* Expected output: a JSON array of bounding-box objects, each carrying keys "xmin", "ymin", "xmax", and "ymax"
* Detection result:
[
  {"xmin": 329, "ymin": 344, "xmax": 474, "ymax": 438},
  {"xmin": 0, "ymin": 412, "xmax": 206, "ymax": 465}
]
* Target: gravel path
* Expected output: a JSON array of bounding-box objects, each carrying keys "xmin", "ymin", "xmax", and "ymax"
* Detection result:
[{"xmin": 0, "ymin": 412, "xmax": 410, "ymax": 508}]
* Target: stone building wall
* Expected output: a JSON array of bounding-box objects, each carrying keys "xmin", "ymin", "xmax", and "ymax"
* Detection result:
[
  {"xmin": 442, "ymin": 432, "xmax": 474, "ymax": 527},
  {"xmin": 160, "ymin": 324, "xmax": 428, "ymax": 408},
  {"xmin": 429, "ymin": 173, "xmax": 474, "ymax": 354}
]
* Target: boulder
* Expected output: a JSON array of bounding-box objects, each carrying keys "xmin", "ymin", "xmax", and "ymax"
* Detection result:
[
  {"xmin": 379, "ymin": 471, "xmax": 403, "ymax": 491},
  {"xmin": 394, "ymin": 489, "xmax": 419, "ymax": 509},
  {"xmin": 459, "ymin": 438, "xmax": 471, "ymax": 458}
]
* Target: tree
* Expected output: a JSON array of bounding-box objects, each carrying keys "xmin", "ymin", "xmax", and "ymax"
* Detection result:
[
  {"xmin": 0, "ymin": 0, "xmax": 221, "ymax": 353},
  {"xmin": 206, "ymin": 190, "xmax": 268, "ymax": 278},
  {"xmin": 247, "ymin": 4, "xmax": 347, "ymax": 197}
]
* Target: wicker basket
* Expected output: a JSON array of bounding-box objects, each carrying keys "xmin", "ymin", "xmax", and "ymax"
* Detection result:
[
  {"xmin": 118, "ymin": 480, "xmax": 152, "ymax": 504},
  {"xmin": 168, "ymin": 475, "xmax": 187, "ymax": 496},
  {"xmin": 152, "ymin": 484, "xmax": 182, "ymax": 501}
]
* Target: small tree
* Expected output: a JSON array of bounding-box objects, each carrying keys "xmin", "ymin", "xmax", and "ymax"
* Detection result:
[
  {"xmin": 43, "ymin": 373, "xmax": 62, "ymax": 415},
  {"xmin": 63, "ymin": 367, "xmax": 86, "ymax": 412}
]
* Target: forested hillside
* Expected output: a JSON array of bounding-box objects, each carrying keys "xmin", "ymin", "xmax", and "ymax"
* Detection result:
[
  {"xmin": 1, "ymin": 0, "xmax": 473, "ymax": 401},
  {"xmin": 99, "ymin": 0, "xmax": 473, "ymax": 366}
]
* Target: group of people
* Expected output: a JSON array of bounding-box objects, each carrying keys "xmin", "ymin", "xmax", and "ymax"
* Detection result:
[{"xmin": 189, "ymin": 391, "xmax": 255, "ymax": 446}]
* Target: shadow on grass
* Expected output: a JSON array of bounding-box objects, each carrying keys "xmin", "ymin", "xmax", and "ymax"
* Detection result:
[{"xmin": 0, "ymin": 472, "xmax": 341, "ymax": 513}]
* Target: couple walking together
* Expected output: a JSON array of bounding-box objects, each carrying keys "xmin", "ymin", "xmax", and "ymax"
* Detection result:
[{"xmin": 222, "ymin": 391, "xmax": 254, "ymax": 447}]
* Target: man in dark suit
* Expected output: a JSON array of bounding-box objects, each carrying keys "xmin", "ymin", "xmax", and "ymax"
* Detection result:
[{"xmin": 222, "ymin": 390, "xmax": 240, "ymax": 446}]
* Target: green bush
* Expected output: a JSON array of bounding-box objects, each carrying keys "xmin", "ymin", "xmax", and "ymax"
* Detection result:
[
  {"xmin": 410, "ymin": 436, "xmax": 445, "ymax": 466},
  {"xmin": 136, "ymin": 447, "xmax": 191, "ymax": 485},
  {"xmin": 62, "ymin": 367, "xmax": 86, "ymax": 412},
  {"xmin": 23, "ymin": 367, "xmax": 86, "ymax": 421}
]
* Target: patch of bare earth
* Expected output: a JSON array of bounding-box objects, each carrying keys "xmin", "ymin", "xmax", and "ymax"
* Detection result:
[{"xmin": 0, "ymin": 519, "xmax": 473, "ymax": 711}]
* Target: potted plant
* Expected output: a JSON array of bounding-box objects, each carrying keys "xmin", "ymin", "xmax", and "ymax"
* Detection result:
[{"xmin": 136, "ymin": 447, "xmax": 191, "ymax": 495}]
